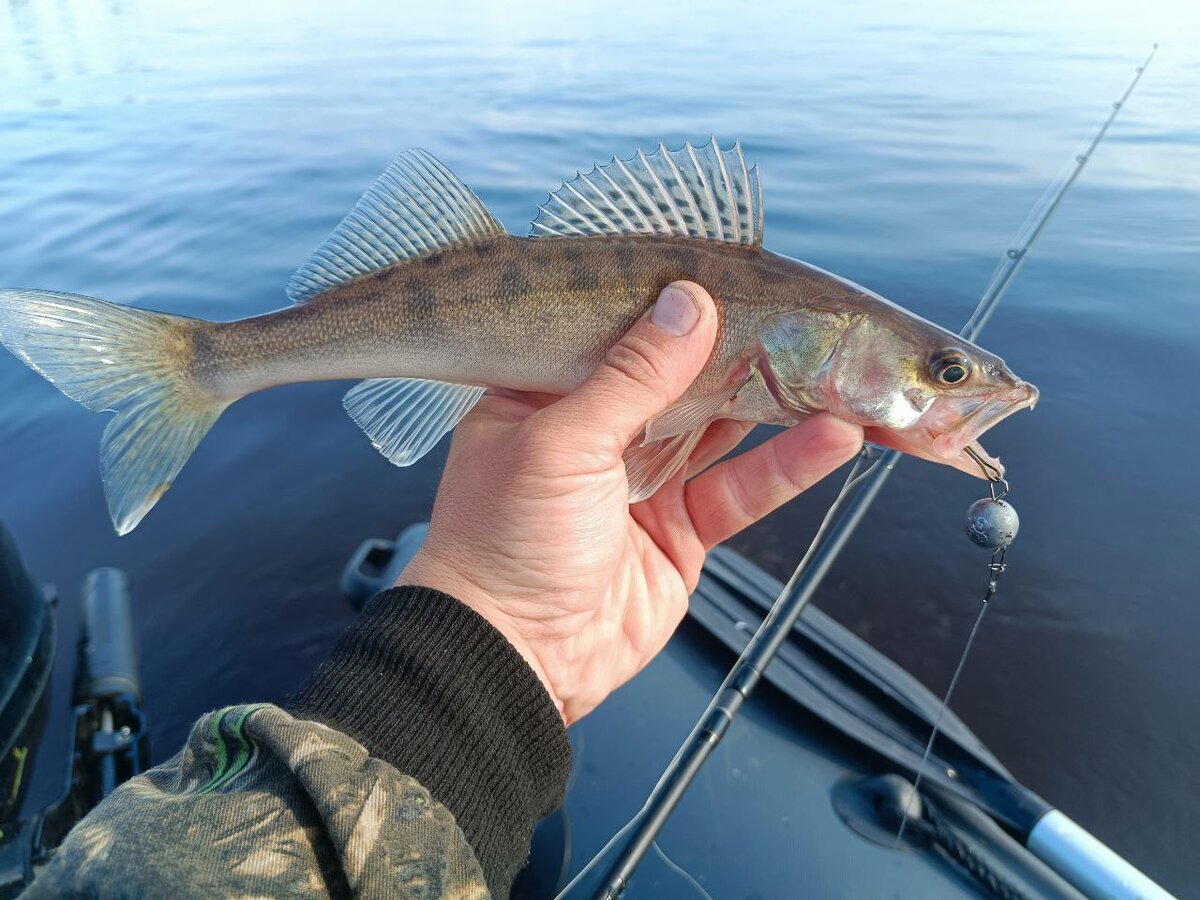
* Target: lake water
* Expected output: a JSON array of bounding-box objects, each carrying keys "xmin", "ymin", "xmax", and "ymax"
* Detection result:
[{"xmin": 2, "ymin": 0, "xmax": 1198, "ymax": 893}]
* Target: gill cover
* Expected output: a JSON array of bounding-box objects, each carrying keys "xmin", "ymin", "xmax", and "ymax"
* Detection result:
[{"xmin": 759, "ymin": 309, "xmax": 859, "ymax": 416}]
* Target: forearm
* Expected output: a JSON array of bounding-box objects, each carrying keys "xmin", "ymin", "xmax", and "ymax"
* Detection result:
[
  {"xmin": 289, "ymin": 586, "xmax": 573, "ymax": 896},
  {"xmin": 23, "ymin": 703, "xmax": 490, "ymax": 898},
  {"xmin": 25, "ymin": 587, "xmax": 572, "ymax": 900}
]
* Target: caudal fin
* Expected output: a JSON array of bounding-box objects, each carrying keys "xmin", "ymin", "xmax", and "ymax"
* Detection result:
[{"xmin": 0, "ymin": 290, "xmax": 228, "ymax": 534}]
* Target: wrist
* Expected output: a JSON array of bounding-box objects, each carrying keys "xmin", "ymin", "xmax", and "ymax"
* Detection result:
[
  {"xmin": 397, "ymin": 552, "xmax": 565, "ymax": 720},
  {"xmin": 288, "ymin": 585, "xmax": 573, "ymax": 896}
]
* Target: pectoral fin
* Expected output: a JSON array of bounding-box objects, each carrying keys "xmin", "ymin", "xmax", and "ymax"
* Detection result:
[
  {"xmin": 624, "ymin": 426, "xmax": 706, "ymax": 502},
  {"xmin": 644, "ymin": 378, "xmax": 747, "ymax": 444}
]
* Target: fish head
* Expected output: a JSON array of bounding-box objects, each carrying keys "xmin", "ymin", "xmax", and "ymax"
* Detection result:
[{"xmin": 760, "ymin": 304, "xmax": 1038, "ymax": 478}]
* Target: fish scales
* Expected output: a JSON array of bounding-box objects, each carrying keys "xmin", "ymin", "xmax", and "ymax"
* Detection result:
[
  {"xmin": 197, "ymin": 235, "xmax": 816, "ymax": 401},
  {"xmin": 0, "ymin": 140, "xmax": 1038, "ymax": 534}
]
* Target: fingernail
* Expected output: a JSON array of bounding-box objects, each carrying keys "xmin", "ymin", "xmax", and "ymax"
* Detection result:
[{"xmin": 650, "ymin": 284, "xmax": 700, "ymax": 336}]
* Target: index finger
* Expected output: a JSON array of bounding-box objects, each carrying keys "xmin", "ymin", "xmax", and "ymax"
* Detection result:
[{"xmin": 683, "ymin": 414, "xmax": 863, "ymax": 549}]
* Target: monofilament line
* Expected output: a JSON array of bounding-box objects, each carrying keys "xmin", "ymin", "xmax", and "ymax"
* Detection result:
[
  {"xmin": 652, "ymin": 841, "xmax": 715, "ymax": 900},
  {"xmin": 557, "ymin": 451, "xmax": 881, "ymax": 900},
  {"xmin": 586, "ymin": 46, "xmax": 1154, "ymax": 898},
  {"xmin": 893, "ymin": 596, "xmax": 992, "ymax": 847}
]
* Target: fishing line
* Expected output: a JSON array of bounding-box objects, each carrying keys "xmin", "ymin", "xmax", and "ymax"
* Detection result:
[
  {"xmin": 888, "ymin": 47, "xmax": 1158, "ymax": 841},
  {"xmin": 582, "ymin": 46, "xmax": 1155, "ymax": 898},
  {"xmin": 893, "ymin": 576, "xmax": 995, "ymax": 847},
  {"xmin": 895, "ymin": 446, "xmax": 1014, "ymax": 845},
  {"xmin": 651, "ymin": 841, "xmax": 715, "ymax": 900},
  {"xmin": 554, "ymin": 450, "xmax": 881, "ymax": 900}
]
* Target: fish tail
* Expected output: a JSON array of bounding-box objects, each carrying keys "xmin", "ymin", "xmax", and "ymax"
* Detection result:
[{"xmin": 0, "ymin": 289, "xmax": 230, "ymax": 535}]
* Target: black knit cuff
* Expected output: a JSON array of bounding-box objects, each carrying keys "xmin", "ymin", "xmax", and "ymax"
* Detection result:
[{"xmin": 287, "ymin": 586, "xmax": 572, "ymax": 898}]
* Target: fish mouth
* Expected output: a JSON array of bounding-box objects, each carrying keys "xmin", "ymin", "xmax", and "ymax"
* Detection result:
[
  {"xmin": 930, "ymin": 381, "xmax": 1039, "ymax": 459},
  {"xmin": 863, "ymin": 381, "xmax": 1038, "ymax": 480}
]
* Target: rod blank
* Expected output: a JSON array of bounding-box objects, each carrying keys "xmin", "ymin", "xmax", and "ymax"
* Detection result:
[{"xmin": 589, "ymin": 46, "xmax": 1157, "ymax": 899}]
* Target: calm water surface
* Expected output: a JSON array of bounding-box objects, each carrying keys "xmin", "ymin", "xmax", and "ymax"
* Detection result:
[{"xmin": 2, "ymin": 0, "xmax": 1198, "ymax": 893}]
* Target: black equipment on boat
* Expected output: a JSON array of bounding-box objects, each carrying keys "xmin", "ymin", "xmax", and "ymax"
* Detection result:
[{"xmin": 0, "ymin": 525, "xmax": 149, "ymax": 898}]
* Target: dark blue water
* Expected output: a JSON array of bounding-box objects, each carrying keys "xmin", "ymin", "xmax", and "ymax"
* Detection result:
[{"xmin": 2, "ymin": 0, "xmax": 1198, "ymax": 893}]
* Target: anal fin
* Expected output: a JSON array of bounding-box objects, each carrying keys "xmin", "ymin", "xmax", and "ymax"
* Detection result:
[
  {"xmin": 624, "ymin": 427, "xmax": 706, "ymax": 503},
  {"xmin": 343, "ymin": 378, "xmax": 485, "ymax": 466}
]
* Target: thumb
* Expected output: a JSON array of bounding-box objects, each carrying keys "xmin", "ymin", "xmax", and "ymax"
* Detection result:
[{"xmin": 544, "ymin": 280, "xmax": 719, "ymax": 455}]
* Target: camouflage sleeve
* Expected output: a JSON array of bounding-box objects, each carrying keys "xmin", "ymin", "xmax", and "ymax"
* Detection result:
[
  {"xmin": 24, "ymin": 704, "xmax": 490, "ymax": 899},
  {"xmin": 24, "ymin": 586, "xmax": 573, "ymax": 900}
]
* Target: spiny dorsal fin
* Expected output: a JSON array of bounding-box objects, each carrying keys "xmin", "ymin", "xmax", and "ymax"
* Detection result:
[
  {"xmin": 287, "ymin": 150, "xmax": 505, "ymax": 304},
  {"xmin": 529, "ymin": 138, "xmax": 762, "ymax": 246}
]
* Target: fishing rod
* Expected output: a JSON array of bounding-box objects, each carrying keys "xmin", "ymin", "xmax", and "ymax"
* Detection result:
[{"xmin": 578, "ymin": 45, "xmax": 1158, "ymax": 900}]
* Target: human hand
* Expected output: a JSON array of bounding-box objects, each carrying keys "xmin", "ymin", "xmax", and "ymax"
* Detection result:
[{"xmin": 398, "ymin": 281, "xmax": 864, "ymax": 723}]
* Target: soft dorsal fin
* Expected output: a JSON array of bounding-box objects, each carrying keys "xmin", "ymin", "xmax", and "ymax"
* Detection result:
[
  {"xmin": 287, "ymin": 150, "xmax": 505, "ymax": 303},
  {"xmin": 529, "ymin": 138, "xmax": 762, "ymax": 246}
]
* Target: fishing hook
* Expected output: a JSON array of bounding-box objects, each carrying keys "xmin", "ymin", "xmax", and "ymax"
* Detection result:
[{"xmin": 964, "ymin": 445, "xmax": 1009, "ymax": 500}]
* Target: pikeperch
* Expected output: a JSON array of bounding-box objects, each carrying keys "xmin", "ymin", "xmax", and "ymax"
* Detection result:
[{"xmin": 0, "ymin": 140, "xmax": 1038, "ymax": 535}]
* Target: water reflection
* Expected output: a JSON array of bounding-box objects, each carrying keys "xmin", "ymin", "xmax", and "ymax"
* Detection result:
[{"xmin": 3, "ymin": 0, "xmax": 147, "ymax": 105}]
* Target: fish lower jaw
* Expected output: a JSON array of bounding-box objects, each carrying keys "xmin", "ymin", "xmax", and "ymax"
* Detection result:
[
  {"xmin": 927, "ymin": 383, "xmax": 1039, "ymax": 459},
  {"xmin": 863, "ymin": 425, "xmax": 1002, "ymax": 481}
]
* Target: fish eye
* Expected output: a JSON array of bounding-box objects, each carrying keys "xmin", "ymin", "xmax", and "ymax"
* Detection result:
[{"xmin": 931, "ymin": 351, "xmax": 972, "ymax": 386}]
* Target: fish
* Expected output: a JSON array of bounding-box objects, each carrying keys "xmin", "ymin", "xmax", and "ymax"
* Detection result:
[{"xmin": 0, "ymin": 139, "xmax": 1038, "ymax": 535}]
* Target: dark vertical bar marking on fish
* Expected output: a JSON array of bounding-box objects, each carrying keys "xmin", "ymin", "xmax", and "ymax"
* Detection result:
[
  {"xmin": 563, "ymin": 243, "xmax": 599, "ymax": 291},
  {"xmin": 406, "ymin": 277, "xmax": 437, "ymax": 315},
  {"xmin": 616, "ymin": 244, "xmax": 636, "ymax": 291},
  {"xmin": 499, "ymin": 262, "xmax": 532, "ymax": 302}
]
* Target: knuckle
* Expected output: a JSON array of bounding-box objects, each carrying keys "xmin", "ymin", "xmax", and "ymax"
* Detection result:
[
  {"xmin": 771, "ymin": 438, "xmax": 813, "ymax": 494},
  {"xmin": 604, "ymin": 335, "xmax": 673, "ymax": 396},
  {"xmin": 725, "ymin": 457, "xmax": 763, "ymax": 522}
]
